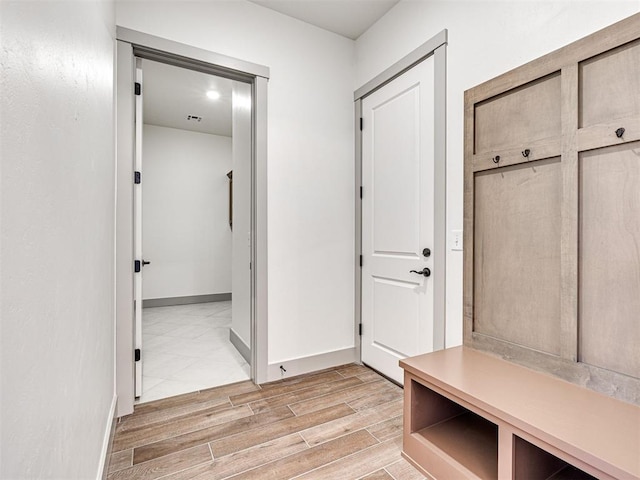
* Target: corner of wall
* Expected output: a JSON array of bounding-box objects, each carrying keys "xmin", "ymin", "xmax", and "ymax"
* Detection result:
[{"xmin": 96, "ymin": 395, "xmax": 118, "ymax": 480}]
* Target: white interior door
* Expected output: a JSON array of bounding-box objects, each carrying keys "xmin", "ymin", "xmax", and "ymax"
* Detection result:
[
  {"xmin": 361, "ymin": 57, "xmax": 436, "ymax": 384},
  {"xmin": 134, "ymin": 62, "xmax": 143, "ymax": 398}
]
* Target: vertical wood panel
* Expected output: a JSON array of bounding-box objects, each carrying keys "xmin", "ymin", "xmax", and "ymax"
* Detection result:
[
  {"xmin": 579, "ymin": 142, "xmax": 640, "ymax": 379},
  {"xmin": 497, "ymin": 426, "xmax": 514, "ymax": 480},
  {"xmin": 474, "ymin": 159, "xmax": 562, "ymax": 355},
  {"xmin": 560, "ymin": 65, "xmax": 579, "ymax": 361},
  {"xmin": 463, "ymin": 91, "xmax": 475, "ymax": 345}
]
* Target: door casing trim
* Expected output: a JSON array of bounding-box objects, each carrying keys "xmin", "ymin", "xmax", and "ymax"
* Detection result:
[
  {"xmin": 115, "ymin": 28, "xmax": 269, "ymax": 416},
  {"xmin": 354, "ymin": 30, "xmax": 448, "ymax": 367}
]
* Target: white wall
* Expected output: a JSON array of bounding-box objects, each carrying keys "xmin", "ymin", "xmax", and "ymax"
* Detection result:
[
  {"xmin": 0, "ymin": 1, "xmax": 116, "ymax": 478},
  {"xmin": 142, "ymin": 124, "xmax": 232, "ymax": 300},
  {"xmin": 231, "ymin": 82, "xmax": 252, "ymax": 349},
  {"xmin": 117, "ymin": 1, "xmax": 356, "ymax": 368},
  {"xmin": 356, "ymin": 1, "xmax": 640, "ymax": 348}
]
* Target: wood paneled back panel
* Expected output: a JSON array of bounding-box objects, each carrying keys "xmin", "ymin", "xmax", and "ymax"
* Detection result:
[
  {"xmin": 474, "ymin": 73, "xmax": 561, "ymax": 155},
  {"xmin": 474, "ymin": 158, "xmax": 561, "ymax": 355},
  {"xmin": 579, "ymin": 141, "xmax": 640, "ymax": 379},
  {"xmin": 464, "ymin": 13, "xmax": 640, "ymax": 404},
  {"xmin": 579, "ymin": 39, "xmax": 640, "ymax": 128}
]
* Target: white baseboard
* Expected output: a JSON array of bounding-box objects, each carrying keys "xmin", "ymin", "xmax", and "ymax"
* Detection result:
[
  {"xmin": 97, "ymin": 395, "xmax": 117, "ymax": 480},
  {"xmin": 229, "ymin": 328, "xmax": 251, "ymax": 364},
  {"xmin": 266, "ymin": 347, "xmax": 357, "ymax": 383}
]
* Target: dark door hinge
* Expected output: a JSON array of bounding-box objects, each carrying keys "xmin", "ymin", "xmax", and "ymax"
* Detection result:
[
  {"xmin": 359, "ymin": 186, "xmax": 363, "ymax": 199},
  {"xmin": 134, "ymin": 171, "xmax": 141, "ymax": 184},
  {"xmin": 134, "ymin": 260, "xmax": 141, "ymax": 273},
  {"xmin": 135, "ymin": 348, "xmax": 141, "ymax": 362},
  {"xmin": 359, "ymin": 255, "xmax": 363, "ymax": 267},
  {"xmin": 359, "ymin": 117, "xmax": 363, "ymax": 131},
  {"xmin": 135, "ymin": 82, "xmax": 141, "ymax": 96},
  {"xmin": 358, "ymin": 323, "xmax": 362, "ymax": 336}
]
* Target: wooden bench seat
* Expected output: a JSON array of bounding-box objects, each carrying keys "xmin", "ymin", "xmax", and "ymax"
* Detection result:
[{"xmin": 400, "ymin": 346, "xmax": 640, "ymax": 480}]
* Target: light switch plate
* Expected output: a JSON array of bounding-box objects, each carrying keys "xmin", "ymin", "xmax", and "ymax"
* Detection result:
[{"xmin": 451, "ymin": 230, "xmax": 463, "ymax": 251}]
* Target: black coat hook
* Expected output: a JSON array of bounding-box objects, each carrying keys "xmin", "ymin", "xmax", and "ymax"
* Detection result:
[
  {"xmin": 492, "ymin": 155, "xmax": 500, "ymax": 164},
  {"xmin": 615, "ymin": 127, "xmax": 625, "ymax": 138},
  {"xmin": 522, "ymin": 149, "xmax": 530, "ymax": 158}
]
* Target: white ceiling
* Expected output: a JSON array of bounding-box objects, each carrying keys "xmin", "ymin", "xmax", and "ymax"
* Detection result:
[
  {"xmin": 143, "ymin": 1, "xmax": 400, "ymax": 135},
  {"xmin": 248, "ymin": 0, "xmax": 401, "ymax": 40},
  {"xmin": 143, "ymin": 59, "xmax": 234, "ymax": 137}
]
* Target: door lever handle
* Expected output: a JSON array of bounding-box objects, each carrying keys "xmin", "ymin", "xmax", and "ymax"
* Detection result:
[
  {"xmin": 410, "ymin": 268, "xmax": 431, "ymax": 277},
  {"xmin": 142, "ymin": 260, "xmax": 151, "ymax": 266}
]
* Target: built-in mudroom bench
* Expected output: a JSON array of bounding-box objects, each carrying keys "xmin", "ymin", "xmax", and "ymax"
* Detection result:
[
  {"xmin": 401, "ymin": 12, "xmax": 640, "ymax": 480},
  {"xmin": 401, "ymin": 347, "xmax": 639, "ymax": 480}
]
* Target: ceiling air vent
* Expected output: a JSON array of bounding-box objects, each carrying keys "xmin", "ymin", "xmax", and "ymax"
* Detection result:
[{"xmin": 187, "ymin": 115, "xmax": 202, "ymax": 122}]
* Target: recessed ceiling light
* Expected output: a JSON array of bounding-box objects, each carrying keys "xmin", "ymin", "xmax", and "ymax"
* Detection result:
[{"xmin": 206, "ymin": 90, "xmax": 220, "ymax": 100}]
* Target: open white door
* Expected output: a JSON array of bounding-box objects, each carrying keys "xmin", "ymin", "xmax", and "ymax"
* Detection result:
[
  {"xmin": 361, "ymin": 57, "xmax": 436, "ymax": 384},
  {"xmin": 134, "ymin": 62, "xmax": 143, "ymax": 398}
]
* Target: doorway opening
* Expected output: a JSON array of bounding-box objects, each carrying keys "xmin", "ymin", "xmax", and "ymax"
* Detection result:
[
  {"xmin": 354, "ymin": 30, "xmax": 447, "ymax": 384},
  {"xmin": 115, "ymin": 27, "xmax": 269, "ymax": 417},
  {"xmin": 135, "ymin": 59, "xmax": 252, "ymax": 403}
]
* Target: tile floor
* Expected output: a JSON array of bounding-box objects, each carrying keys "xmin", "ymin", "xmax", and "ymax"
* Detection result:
[{"xmin": 138, "ymin": 301, "xmax": 250, "ymax": 403}]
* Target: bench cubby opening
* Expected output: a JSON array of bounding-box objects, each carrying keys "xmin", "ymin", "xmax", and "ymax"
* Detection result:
[
  {"xmin": 407, "ymin": 377, "xmax": 499, "ymax": 479},
  {"xmin": 513, "ymin": 435, "xmax": 596, "ymax": 480}
]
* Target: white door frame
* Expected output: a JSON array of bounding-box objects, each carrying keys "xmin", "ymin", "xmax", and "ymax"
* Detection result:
[
  {"xmin": 115, "ymin": 27, "xmax": 269, "ymax": 417},
  {"xmin": 354, "ymin": 30, "xmax": 448, "ymax": 371},
  {"xmin": 133, "ymin": 60, "xmax": 143, "ymax": 399}
]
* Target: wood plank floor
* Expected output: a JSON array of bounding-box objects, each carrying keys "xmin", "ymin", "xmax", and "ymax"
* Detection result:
[{"xmin": 107, "ymin": 364, "xmax": 425, "ymax": 480}]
